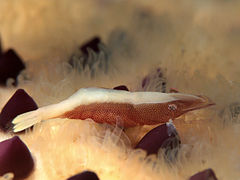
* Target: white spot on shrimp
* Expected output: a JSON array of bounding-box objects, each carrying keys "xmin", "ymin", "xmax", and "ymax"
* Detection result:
[
  {"xmin": 168, "ymin": 104, "xmax": 177, "ymax": 111},
  {"xmin": 166, "ymin": 119, "xmax": 177, "ymax": 136}
]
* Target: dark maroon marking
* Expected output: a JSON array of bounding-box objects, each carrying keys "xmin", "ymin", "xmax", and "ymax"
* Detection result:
[
  {"xmin": 69, "ymin": 36, "xmax": 103, "ymax": 69},
  {"xmin": 141, "ymin": 76, "xmax": 149, "ymax": 89},
  {"xmin": 80, "ymin": 37, "xmax": 101, "ymax": 55},
  {"xmin": 67, "ymin": 171, "xmax": 99, "ymax": 180},
  {"xmin": 0, "ymin": 49, "xmax": 25, "ymax": 86},
  {"xmin": 113, "ymin": 85, "xmax": 129, "ymax": 91},
  {"xmin": 0, "ymin": 37, "xmax": 2, "ymax": 56},
  {"xmin": 189, "ymin": 168, "xmax": 218, "ymax": 180},
  {"xmin": 0, "ymin": 136, "xmax": 34, "ymax": 179},
  {"xmin": 141, "ymin": 68, "xmax": 166, "ymax": 92},
  {"xmin": 135, "ymin": 123, "xmax": 181, "ymax": 161},
  {"xmin": 0, "ymin": 89, "xmax": 38, "ymax": 132}
]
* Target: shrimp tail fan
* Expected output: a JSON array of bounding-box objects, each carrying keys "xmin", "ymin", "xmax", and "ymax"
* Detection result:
[{"xmin": 12, "ymin": 109, "xmax": 42, "ymax": 132}]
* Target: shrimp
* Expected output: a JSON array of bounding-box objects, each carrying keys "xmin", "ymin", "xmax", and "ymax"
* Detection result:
[{"xmin": 12, "ymin": 87, "xmax": 215, "ymax": 132}]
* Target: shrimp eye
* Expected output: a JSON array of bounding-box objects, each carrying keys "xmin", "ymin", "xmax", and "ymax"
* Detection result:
[{"xmin": 168, "ymin": 104, "xmax": 177, "ymax": 111}]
